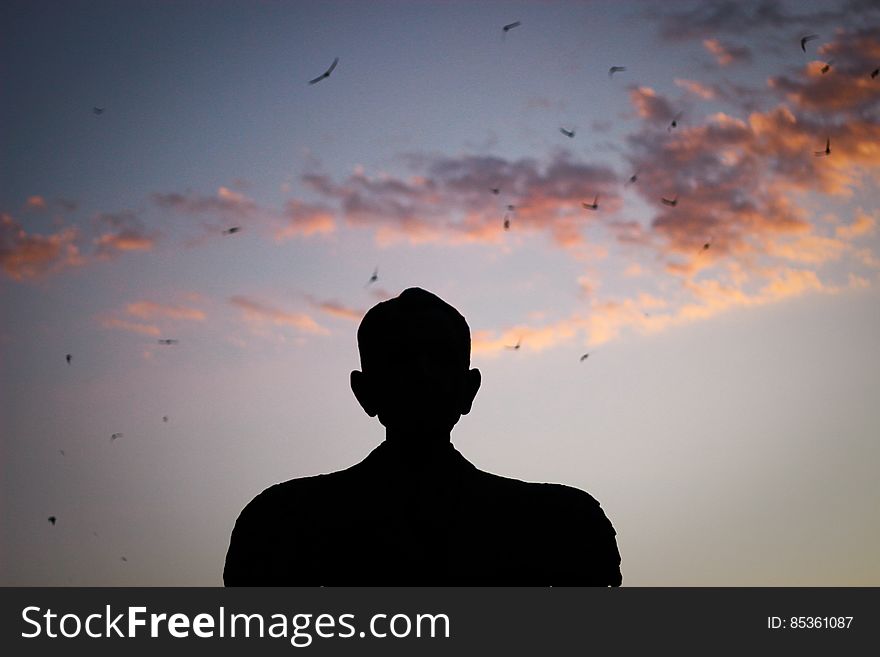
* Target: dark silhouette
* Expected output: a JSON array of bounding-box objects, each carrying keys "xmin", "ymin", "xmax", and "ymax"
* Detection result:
[
  {"xmin": 800, "ymin": 34, "xmax": 819, "ymax": 52},
  {"xmin": 814, "ymin": 137, "xmax": 831, "ymax": 156},
  {"xmin": 222, "ymin": 226, "xmax": 241, "ymax": 235},
  {"xmin": 608, "ymin": 66, "xmax": 626, "ymax": 78},
  {"xmin": 308, "ymin": 57, "xmax": 339, "ymax": 85},
  {"xmin": 559, "ymin": 127, "xmax": 576, "ymax": 138},
  {"xmin": 582, "ymin": 195, "xmax": 599, "ymax": 211},
  {"xmin": 502, "ymin": 21, "xmax": 521, "ymax": 34},
  {"xmin": 224, "ymin": 288, "xmax": 621, "ymax": 585},
  {"xmin": 66, "ymin": 353, "xmax": 72, "ymax": 364},
  {"xmin": 48, "ymin": 516, "xmax": 57, "ymax": 526}
]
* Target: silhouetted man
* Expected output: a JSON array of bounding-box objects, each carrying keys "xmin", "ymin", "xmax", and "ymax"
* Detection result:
[{"xmin": 224, "ymin": 287, "xmax": 622, "ymax": 585}]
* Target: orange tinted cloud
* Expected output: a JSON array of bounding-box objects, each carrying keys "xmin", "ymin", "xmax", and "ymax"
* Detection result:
[
  {"xmin": 305, "ymin": 295, "xmax": 364, "ymax": 322},
  {"xmin": 702, "ymin": 38, "xmax": 751, "ymax": 66},
  {"xmin": 25, "ymin": 196, "xmax": 47, "ymax": 211},
  {"xmin": 675, "ymin": 78, "xmax": 716, "ymax": 100},
  {"xmin": 230, "ymin": 295, "xmax": 328, "ymax": 335},
  {"xmin": 100, "ymin": 317, "xmax": 161, "ymax": 337},
  {"xmin": 629, "ymin": 86, "xmax": 677, "ymax": 122},
  {"xmin": 275, "ymin": 201, "xmax": 336, "ymax": 241},
  {"xmin": 126, "ymin": 301, "xmax": 206, "ymax": 321},
  {"xmin": 0, "ymin": 213, "xmax": 83, "ymax": 281},
  {"xmin": 836, "ymin": 209, "xmax": 877, "ymax": 240}
]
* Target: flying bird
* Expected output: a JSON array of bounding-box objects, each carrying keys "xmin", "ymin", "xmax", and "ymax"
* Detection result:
[
  {"xmin": 506, "ymin": 338, "xmax": 522, "ymax": 351},
  {"xmin": 48, "ymin": 516, "xmax": 57, "ymax": 526},
  {"xmin": 608, "ymin": 66, "xmax": 626, "ymax": 78},
  {"xmin": 121, "ymin": 556, "xmax": 128, "ymax": 563},
  {"xmin": 820, "ymin": 60, "xmax": 833, "ymax": 74},
  {"xmin": 503, "ymin": 217, "xmax": 511, "ymax": 231},
  {"xmin": 162, "ymin": 416, "xmax": 168, "ymax": 423},
  {"xmin": 157, "ymin": 339, "xmax": 179, "ymax": 345},
  {"xmin": 502, "ymin": 21, "xmax": 521, "ymax": 33},
  {"xmin": 800, "ymin": 34, "xmax": 819, "ymax": 52},
  {"xmin": 661, "ymin": 195, "xmax": 678, "ymax": 207},
  {"xmin": 222, "ymin": 226, "xmax": 241, "ymax": 235},
  {"xmin": 559, "ymin": 127, "xmax": 576, "ymax": 138},
  {"xmin": 308, "ymin": 57, "xmax": 339, "ymax": 85},
  {"xmin": 814, "ymin": 138, "xmax": 830, "ymax": 156},
  {"xmin": 490, "ymin": 187, "xmax": 501, "ymax": 195},
  {"xmin": 111, "ymin": 433, "xmax": 123, "ymax": 441},
  {"xmin": 58, "ymin": 450, "xmax": 65, "ymax": 456},
  {"xmin": 668, "ymin": 112, "xmax": 683, "ymax": 131},
  {"xmin": 365, "ymin": 267, "xmax": 379, "ymax": 287},
  {"xmin": 66, "ymin": 354, "xmax": 72, "ymax": 365},
  {"xmin": 872, "ymin": 68, "xmax": 879, "ymax": 79},
  {"xmin": 579, "ymin": 353, "xmax": 590, "ymax": 362},
  {"xmin": 582, "ymin": 195, "xmax": 599, "ymax": 211},
  {"xmin": 626, "ymin": 172, "xmax": 639, "ymax": 185},
  {"xmin": 92, "ymin": 107, "xmax": 104, "ymax": 115},
  {"xmin": 699, "ymin": 237, "xmax": 713, "ymax": 253}
]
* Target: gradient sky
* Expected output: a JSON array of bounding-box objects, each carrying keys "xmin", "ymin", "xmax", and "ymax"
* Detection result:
[{"xmin": 2, "ymin": 0, "xmax": 879, "ymax": 586}]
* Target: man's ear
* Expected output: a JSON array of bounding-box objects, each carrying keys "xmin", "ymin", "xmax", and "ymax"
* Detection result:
[
  {"xmin": 459, "ymin": 368, "xmax": 481, "ymax": 415},
  {"xmin": 350, "ymin": 370, "xmax": 378, "ymax": 417}
]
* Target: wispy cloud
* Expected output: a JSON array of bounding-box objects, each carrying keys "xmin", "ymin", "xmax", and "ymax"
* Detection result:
[
  {"xmin": 100, "ymin": 317, "xmax": 161, "ymax": 337},
  {"xmin": 0, "ymin": 213, "xmax": 84, "ymax": 281},
  {"xmin": 304, "ymin": 295, "xmax": 364, "ymax": 322},
  {"xmin": 703, "ymin": 38, "xmax": 752, "ymax": 66},
  {"xmin": 230, "ymin": 295, "xmax": 329, "ymax": 335},
  {"xmin": 125, "ymin": 300, "xmax": 206, "ymax": 322}
]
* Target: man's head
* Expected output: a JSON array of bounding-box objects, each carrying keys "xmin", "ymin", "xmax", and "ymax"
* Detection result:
[{"xmin": 351, "ymin": 288, "xmax": 481, "ymax": 440}]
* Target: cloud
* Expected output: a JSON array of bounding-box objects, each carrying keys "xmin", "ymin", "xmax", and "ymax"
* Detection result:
[
  {"xmin": 836, "ymin": 209, "xmax": 876, "ymax": 240},
  {"xmin": 25, "ymin": 196, "xmax": 47, "ymax": 211},
  {"xmin": 629, "ymin": 86, "xmax": 678, "ymax": 122},
  {"xmin": 703, "ymin": 38, "xmax": 752, "ymax": 66},
  {"xmin": 125, "ymin": 300, "xmax": 206, "ymax": 321},
  {"xmin": 93, "ymin": 211, "xmax": 157, "ymax": 258},
  {"xmin": 100, "ymin": 317, "xmax": 161, "ymax": 337},
  {"xmin": 275, "ymin": 201, "xmax": 336, "ymax": 241},
  {"xmin": 649, "ymin": 0, "xmax": 878, "ymax": 42},
  {"xmin": 675, "ymin": 79, "xmax": 717, "ymax": 100},
  {"xmin": 768, "ymin": 26, "xmax": 880, "ymax": 115},
  {"xmin": 230, "ymin": 295, "xmax": 328, "ymax": 335},
  {"xmin": 0, "ymin": 213, "xmax": 84, "ymax": 281},
  {"xmin": 304, "ymin": 295, "xmax": 364, "ymax": 322},
  {"xmin": 301, "ymin": 152, "xmax": 620, "ymax": 249},
  {"xmin": 153, "ymin": 186, "xmax": 258, "ymax": 218}
]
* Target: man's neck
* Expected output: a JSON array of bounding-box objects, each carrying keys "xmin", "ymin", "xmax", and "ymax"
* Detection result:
[{"xmin": 382, "ymin": 426, "xmax": 455, "ymax": 465}]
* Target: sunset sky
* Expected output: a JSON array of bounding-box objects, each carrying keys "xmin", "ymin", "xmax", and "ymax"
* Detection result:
[{"xmin": 2, "ymin": 0, "xmax": 879, "ymax": 586}]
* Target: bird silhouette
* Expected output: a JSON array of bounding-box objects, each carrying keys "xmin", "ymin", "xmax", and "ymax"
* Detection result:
[
  {"xmin": 59, "ymin": 450, "xmax": 65, "ymax": 456},
  {"xmin": 661, "ymin": 195, "xmax": 678, "ymax": 207},
  {"xmin": 502, "ymin": 21, "xmax": 521, "ymax": 33},
  {"xmin": 579, "ymin": 353, "xmax": 590, "ymax": 362},
  {"xmin": 668, "ymin": 112, "xmax": 683, "ymax": 131},
  {"xmin": 308, "ymin": 57, "xmax": 339, "ymax": 85},
  {"xmin": 222, "ymin": 226, "xmax": 241, "ymax": 235},
  {"xmin": 608, "ymin": 66, "xmax": 626, "ymax": 78},
  {"xmin": 559, "ymin": 127, "xmax": 576, "ymax": 138},
  {"xmin": 814, "ymin": 138, "xmax": 830, "ymax": 156},
  {"xmin": 490, "ymin": 187, "xmax": 500, "ymax": 195},
  {"xmin": 582, "ymin": 195, "xmax": 599, "ymax": 211},
  {"xmin": 506, "ymin": 338, "xmax": 522, "ymax": 350},
  {"xmin": 66, "ymin": 354, "xmax": 72, "ymax": 365},
  {"xmin": 48, "ymin": 516, "xmax": 57, "ymax": 526},
  {"xmin": 162, "ymin": 416, "xmax": 169, "ymax": 423},
  {"xmin": 121, "ymin": 556, "xmax": 128, "ymax": 563},
  {"xmin": 92, "ymin": 107, "xmax": 104, "ymax": 115},
  {"xmin": 365, "ymin": 267, "xmax": 379, "ymax": 287},
  {"xmin": 820, "ymin": 60, "xmax": 833, "ymax": 74},
  {"xmin": 157, "ymin": 339, "xmax": 179, "ymax": 345},
  {"xmin": 111, "ymin": 433, "xmax": 123, "ymax": 441},
  {"xmin": 800, "ymin": 34, "xmax": 819, "ymax": 52},
  {"xmin": 698, "ymin": 237, "xmax": 713, "ymax": 253},
  {"xmin": 626, "ymin": 172, "xmax": 639, "ymax": 185},
  {"xmin": 503, "ymin": 217, "xmax": 511, "ymax": 231},
  {"xmin": 872, "ymin": 68, "xmax": 879, "ymax": 79}
]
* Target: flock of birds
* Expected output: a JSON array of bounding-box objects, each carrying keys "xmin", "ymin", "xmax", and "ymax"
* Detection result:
[{"xmin": 55, "ymin": 19, "xmax": 878, "ymax": 547}]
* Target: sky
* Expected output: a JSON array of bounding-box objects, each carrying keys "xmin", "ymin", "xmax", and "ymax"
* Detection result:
[{"xmin": 1, "ymin": 0, "xmax": 879, "ymax": 586}]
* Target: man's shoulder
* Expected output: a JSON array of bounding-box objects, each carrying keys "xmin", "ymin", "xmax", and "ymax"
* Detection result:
[
  {"xmin": 473, "ymin": 468, "xmax": 605, "ymax": 512},
  {"xmin": 240, "ymin": 466, "xmax": 358, "ymax": 516}
]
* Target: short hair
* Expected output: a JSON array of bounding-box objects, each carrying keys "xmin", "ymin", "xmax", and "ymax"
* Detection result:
[{"xmin": 357, "ymin": 288, "xmax": 471, "ymax": 373}]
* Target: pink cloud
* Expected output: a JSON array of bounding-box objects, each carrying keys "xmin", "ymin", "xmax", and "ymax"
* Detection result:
[
  {"xmin": 0, "ymin": 213, "xmax": 84, "ymax": 281},
  {"xmin": 275, "ymin": 201, "xmax": 336, "ymax": 241},
  {"xmin": 703, "ymin": 38, "xmax": 752, "ymax": 66},
  {"xmin": 126, "ymin": 301, "xmax": 206, "ymax": 321},
  {"xmin": 25, "ymin": 196, "xmax": 47, "ymax": 211},
  {"xmin": 100, "ymin": 317, "xmax": 161, "ymax": 337},
  {"xmin": 230, "ymin": 295, "xmax": 328, "ymax": 335}
]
